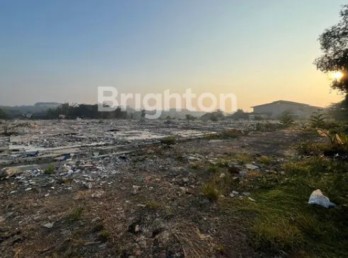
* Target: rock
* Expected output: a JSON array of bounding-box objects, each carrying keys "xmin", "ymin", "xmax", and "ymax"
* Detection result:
[
  {"xmin": 239, "ymin": 170, "xmax": 248, "ymax": 177},
  {"xmin": 229, "ymin": 190, "xmax": 239, "ymax": 197},
  {"xmin": 179, "ymin": 187, "xmax": 188, "ymax": 193},
  {"xmin": 81, "ymin": 182, "xmax": 92, "ymax": 189},
  {"xmin": 42, "ymin": 222, "xmax": 54, "ymax": 229},
  {"xmin": 242, "ymin": 192, "xmax": 251, "ymax": 196},
  {"xmin": 187, "ymin": 155, "xmax": 203, "ymax": 162},
  {"xmin": 0, "ymin": 216, "xmax": 5, "ymax": 223},
  {"xmin": 219, "ymin": 173, "xmax": 225, "ymax": 178},
  {"xmin": 248, "ymin": 197, "xmax": 256, "ymax": 202},
  {"xmin": 182, "ymin": 177, "xmax": 189, "ymax": 183},
  {"xmin": 91, "ymin": 190, "xmax": 105, "ymax": 198},
  {"xmin": 245, "ymin": 164, "xmax": 259, "ymax": 170},
  {"xmin": 308, "ymin": 189, "xmax": 336, "ymax": 208}
]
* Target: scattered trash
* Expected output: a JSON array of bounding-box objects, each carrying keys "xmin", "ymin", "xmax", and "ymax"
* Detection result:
[
  {"xmin": 42, "ymin": 222, "xmax": 54, "ymax": 229},
  {"xmin": 229, "ymin": 190, "xmax": 239, "ymax": 197},
  {"xmin": 182, "ymin": 177, "xmax": 190, "ymax": 183},
  {"xmin": 308, "ymin": 189, "xmax": 336, "ymax": 208},
  {"xmin": 132, "ymin": 185, "xmax": 141, "ymax": 194},
  {"xmin": 245, "ymin": 164, "xmax": 259, "ymax": 170}
]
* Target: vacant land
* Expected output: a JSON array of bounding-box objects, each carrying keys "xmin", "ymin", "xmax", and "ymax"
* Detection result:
[{"xmin": 0, "ymin": 120, "xmax": 347, "ymax": 257}]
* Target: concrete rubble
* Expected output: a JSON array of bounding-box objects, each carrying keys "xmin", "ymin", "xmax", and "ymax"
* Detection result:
[{"xmin": 0, "ymin": 118, "xmax": 287, "ymax": 257}]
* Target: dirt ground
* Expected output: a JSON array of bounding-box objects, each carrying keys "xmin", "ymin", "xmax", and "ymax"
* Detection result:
[{"xmin": 0, "ymin": 129, "xmax": 310, "ymax": 258}]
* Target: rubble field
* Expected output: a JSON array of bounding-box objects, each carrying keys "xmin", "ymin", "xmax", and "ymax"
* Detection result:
[{"xmin": 0, "ymin": 120, "xmax": 346, "ymax": 257}]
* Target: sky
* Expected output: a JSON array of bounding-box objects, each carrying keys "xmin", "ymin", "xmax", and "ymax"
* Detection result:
[{"xmin": 0, "ymin": 0, "xmax": 347, "ymax": 111}]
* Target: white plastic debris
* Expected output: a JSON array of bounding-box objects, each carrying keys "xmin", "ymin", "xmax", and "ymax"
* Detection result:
[
  {"xmin": 308, "ymin": 189, "xmax": 335, "ymax": 208},
  {"xmin": 42, "ymin": 222, "xmax": 54, "ymax": 229},
  {"xmin": 229, "ymin": 190, "xmax": 239, "ymax": 197},
  {"xmin": 245, "ymin": 164, "xmax": 259, "ymax": 170}
]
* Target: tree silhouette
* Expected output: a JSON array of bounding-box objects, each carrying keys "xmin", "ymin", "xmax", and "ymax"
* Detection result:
[
  {"xmin": 0, "ymin": 109, "xmax": 7, "ymax": 119},
  {"xmin": 315, "ymin": 5, "xmax": 348, "ymax": 93}
]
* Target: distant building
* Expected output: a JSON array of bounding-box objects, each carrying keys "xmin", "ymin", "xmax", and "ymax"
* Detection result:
[
  {"xmin": 252, "ymin": 100, "xmax": 323, "ymax": 119},
  {"xmin": 35, "ymin": 102, "xmax": 61, "ymax": 109}
]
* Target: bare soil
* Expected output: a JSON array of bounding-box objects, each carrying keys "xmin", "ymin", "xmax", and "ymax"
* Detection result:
[{"xmin": 0, "ymin": 129, "xmax": 310, "ymax": 258}]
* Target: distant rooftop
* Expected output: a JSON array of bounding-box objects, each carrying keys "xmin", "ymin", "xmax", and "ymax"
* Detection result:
[
  {"xmin": 35, "ymin": 102, "xmax": 62, "ymax": 107},
  {"xmin": 252, "ymin": 100, "xmax": 323, "ymax": 109}
]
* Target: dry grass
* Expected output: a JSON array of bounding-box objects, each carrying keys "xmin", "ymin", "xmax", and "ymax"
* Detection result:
[{"xmin": 172, "ymin": 222, "xmax": 215, "ymax": 257}]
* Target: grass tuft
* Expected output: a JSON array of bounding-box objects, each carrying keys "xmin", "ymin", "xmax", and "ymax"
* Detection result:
[
  {"xmin": 66, "ymin": 207, "xmax": 84, "ymax": 222},
  {"xmin": 201, "ymin": 182, "xmax": 220, "ymax": 202},
  {"xmin": 44, "ymin": 164, "xmax": 55, "ymax": 175},
  {"xmin": 160, "ymin": 136, "xmax": 176, "ymax": 145}
]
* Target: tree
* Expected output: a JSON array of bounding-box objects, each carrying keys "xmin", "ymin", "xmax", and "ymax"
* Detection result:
[
  {"xmin": 279, "ymin": 111, "xmax": 294, "ymax": 127},
  {"xmin": 0, "ymin": 109, "xmax": 7, "ymax": 119},
  {"xmin": 327, "ymin": 95, "xmax": 348, "ymax": 121},
  {"xmin": 140, "ymin": 109, "xmax": 146, "ymax": 121},
  {"xmin": 315, "ymin": 5, "xmax": 348, "ymax": 93},
  {"xmin": 230, "ymin": 109, "xmax": 249, "ymax": 120},
  {"xmin": 310, "ymin": 111, "xmax": 326, "ymax": 128},
  {"xmin": 185, "ymin": 114, "xmax": 196, "ymax": 122}
]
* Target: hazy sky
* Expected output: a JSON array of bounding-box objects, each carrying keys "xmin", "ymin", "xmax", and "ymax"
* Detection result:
[{"xmin": 0, "ymin": 0, "xmax": 346, "ymax": 111}]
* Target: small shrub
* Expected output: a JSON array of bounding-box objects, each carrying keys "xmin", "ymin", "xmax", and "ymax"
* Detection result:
[
  {"xmin": 44, "ymin": 164, "xmax": 55, "ymax": 175},
  {"xmin": 160, "ymin": 136, "xmax": 176, "ymax": 145},
  {"xmin": 67, "ymin": 207, "xmax": 84, "ymax": 222},
  {"xmin": 310, "ymin": 112, "xmax": 326, "ymax": 128},
  {"xmin": 190, "ymin": 162, "xmax": 201, "ymax": 169},
  {"xmin": 255, "ymin": 122, "xmax": 283, "ymax": 132},
  {"xmin": 279, "ymin": 111, "xmax": 295, "ymax": 127},
  {"xmin": 296, "ymin": 142, "xmax": 326, "ymax": 156},
  {"xmin": 234, "ymin": 153, "xmax": 253, "ymax": 164},
  {"xmin": 220, "ymin": 129, "xmax": 244, "ymax": 138},
  {"xmin": 92, "ymin": 223, "xmax": 104, "ymax": 233},
  {"xmin": 145, "ymin": 200, "xmax": 163, "ymax": 210},
  {"xmin": 201, "ymin": 182, "xmax": 219, "ymax": 202},
  {"xmin": 97, "ymin": 230, "xmax": 110, "ymax": 242},
  {"xmin": 258, "ymin": 155, "xmax": 273, "ymax": 165},
  {"xmin": 207, "ymin": 164, "xmax": 219, "ymax": 173}
]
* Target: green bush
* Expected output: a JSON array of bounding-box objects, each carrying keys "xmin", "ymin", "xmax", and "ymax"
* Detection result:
[
  {"xmin": 310, "ymin": 112, "xmax": 326, "ymax": 128},
  {"xmin": 160, "ymin": 136, "xmax": 176, "ymax": 145},
  {"xmin": 279, "ymin": 111, "xmax": 294, "ymax": 127},
  {"xmin": 44, "ymin": 164, "xmax": 55, "ymax": 174},
  {"xmin": 201, "ymin": 182, "xmax": 219, "ymax": 202}
]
